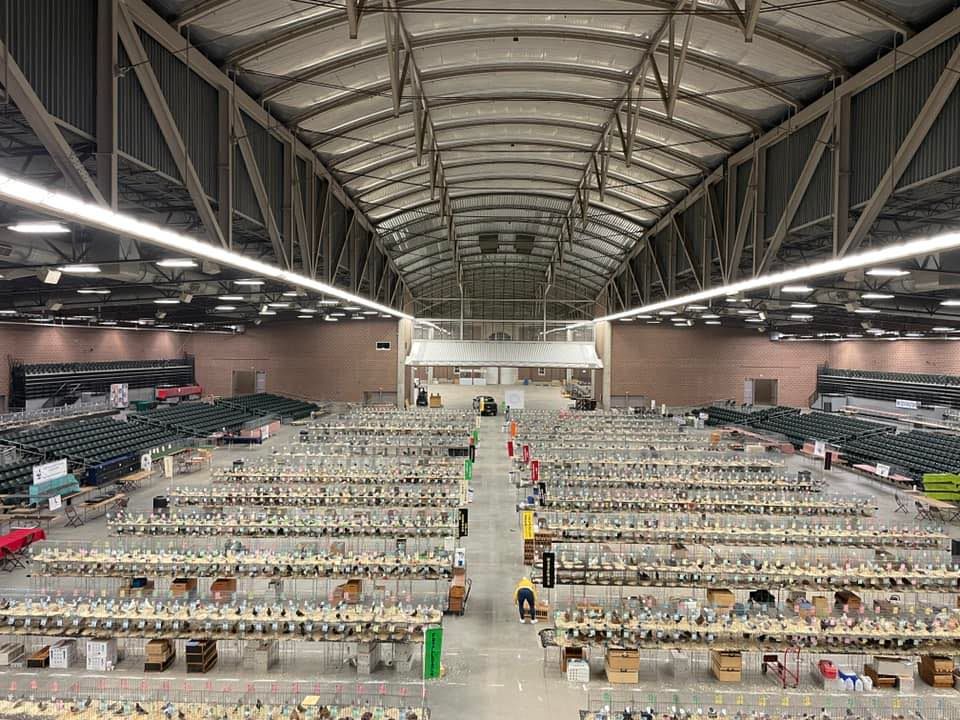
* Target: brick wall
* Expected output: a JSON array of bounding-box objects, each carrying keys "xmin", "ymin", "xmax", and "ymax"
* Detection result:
[
  {"xmin": 829, "ymin": 340, "xmax": 960, "ymax": 375},
  {"xmin": 189, "ymin": 319, "xmax": 398, "ymax": 402},
  {"xmin": 0, "ymin": 319, "xmax": 398, "ymax": 406},
  {"xmin": 610, "ymin": 324, "xmax": 831, "ymax": 407}
]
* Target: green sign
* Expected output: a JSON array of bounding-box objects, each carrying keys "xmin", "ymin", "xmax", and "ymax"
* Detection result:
[
  {"xmin": 464, "ymin": 459, "xmax": 473, "ymax": 481},
  {"xmin": 423, "ymin": 627, "xmax": 443, "ymax": 679},
  {"xmin": 472, "ymin": 429, "xmax": 479, "ymax": 446}
]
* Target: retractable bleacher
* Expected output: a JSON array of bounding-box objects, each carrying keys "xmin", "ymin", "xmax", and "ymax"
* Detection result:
[
  {"xmin": 10, "ymin": 358, "xmax": 195, "ymax": 408},
  {"xmin": 817, "ymin": 367, "xmax": 960, "ymax": 408}
]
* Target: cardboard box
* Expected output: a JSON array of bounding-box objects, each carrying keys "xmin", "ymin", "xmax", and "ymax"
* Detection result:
[
  {"xmin": 605, "ymin": 660, "xmax": 639, "ymax": 684},
  {"xmin": 606, "ymin": 648, "xmax": 639, "ymax": 672},
  {"xmin": 711, "ymin": 651, "xmax": 742, "ymax": 683},
  {"xmin": 920, "ymin": 655, "xmax": 953, "ymax": 674},
  {"xmin": 711, "ymin": 651, "xmax": 742, "ymax": 672},
  {"xmin": 171, "ymin": 577, "xmax": 198, "ymax": 597},
  {"xmin": 812, "ymin": 596, "xmax": 829, "ymax": 616},
  {"xmin": 333, "ymin": 579, "xmax": 362, "ymax": 604},
  {"xmin": 707, "ymin": 588, "xmax": 735, "ymax": 608},
  {"xmin": 834, "ymin": 590, "xmax": 861, "ymax": 611},
  {"xmin": 862, "ymin": 663, "xmax": 896, "ymax": 688},
  {"xmin": 875, "ymin": 656, "xmax": 914, "ymax": 677},
  {"xmin": 560, "ymin": 646, "xmax": 584, "ymax": 673},
  {"xmin": 211, "ymin": 577, "xmax": 237, "ymax": 595}
]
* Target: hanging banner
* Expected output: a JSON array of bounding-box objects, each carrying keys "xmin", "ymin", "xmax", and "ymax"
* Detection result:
[
  {"xmin": 896, "ymin": 399, "xmax": 920, "ymax": 410},
  {"xmin": 457, "ymin": 508, "xmax": 469, "ymax": 538},
  {"xmin": 507, "ymin": 440, "xmax": 514, "ymax": 458},
  {"xmin": 472, "ymin": 429, "xmax": 479, "ymax": 446},
  {"xmin": 521, "ymin": 510, "xmax": 535, "ymax": 540},
  {"xmin": 538, "ymin": 481, "xmax": 546, "ymax": 507},
  {"xmin": 542, "ymin": 551, "xmax": 556, "ymax": 589},
  {"xmin": 32, "ymin": 459, "xmax": 67, "ymax": 485},
  {"xmin": 459, "ymin": 475, "xmax": 468, "ymax": 506},
  {"xmin": 522, "ymin": 444, "xmax": 530, "ymax": 463},
  {"xmin": 468, "ymin": 444, "xmax": 476, "ymax": 463},
  {"xmin": 509, "ymin": 420, "xmax": 517, "ymax": 438},
  {"xmin": 530, "ymin": 460, "xmax": 540, "ymax": 483},
  {"xmin": 464, "ymin": 460, "xmax": 473, "ymax": 481},
  {"xmin": 422, "ymin": 627, "xmax": 443, "ymax": 679}
]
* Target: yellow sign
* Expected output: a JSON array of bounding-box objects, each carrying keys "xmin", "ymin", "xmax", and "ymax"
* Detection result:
[{"xmin": 522, "ymin": 511, "xmax": 535, "ymax": 540}]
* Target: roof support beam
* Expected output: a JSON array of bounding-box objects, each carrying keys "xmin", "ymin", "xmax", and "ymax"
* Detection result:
[
  {"xmin": 757, "ymin": 108, "xmax": 834, "ymax": 275},
  {"xmin": 346, "ymin": 0, "xmax": 367, "ymax": 40},
  {"xmin": 96, "ymin": 0, "xmax": 118, "ymax": 208},
  {"xmin": 667, "ymin": 0, "xmax": 697, "ymax": 120},
  {"xmin": 840, "ymin": 40, "xmax": 960, "ymax": 256},
  {"xmin": 0, "ymin": 40, "xmax": 105, "ymax": 205},
  {"xmin": 744, "ymin": 0, "xmax": 761, "ymax": 43},
  {"xmin": 217, "ymin": 86, "xmax": 234, "ymax": 249},
  {"xmin": 117, "ymin": 6, "xmax": 225, "ymax": 247},
  {"xmin": 232, "ymin": 105, "xmax": 288, "ymax": 266}
]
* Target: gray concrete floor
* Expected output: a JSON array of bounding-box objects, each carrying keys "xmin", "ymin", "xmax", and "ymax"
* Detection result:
[{"xmin": 3, "ymin": 387, "xmax": 960, "ymax": 717}]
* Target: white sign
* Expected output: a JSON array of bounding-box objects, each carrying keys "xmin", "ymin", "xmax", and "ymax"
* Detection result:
[
  {"xmin": 896, "ymin": 399, "xmax": 920, "ymax": 410},
  {"xmin": 876, "ymin": 463, "xmax": 891, "ymax": 478},
  {"xmin": 504, "ymin": 389, "xmax": 525, "ymax": 410},
  {"xmin": 109, "ymin": 383, "xmax": 129, "ymax": 408},
  {"xmin": 454, "ymin": 548, "xmax": 466, "ymax": 568},
  {"xmin": 261, "ymin": 425, "xmax": 271, "ymax": 441},
  {"xmin": 813, "ymin": 441, "xmax": 826, "ymax": 458},
  {"xmin": 459, "ymin": 475, "xmax": 468, "ymax": 505},
  {"xmin": 48, "ymin": 494, "xmax": 62, "ymax": 512},
  {"xmin": 32, "ymin": 459, "xmax": 68, "ymax": 485},
  {"xmin": 140, "ymin": 454, "xmax": 153, "ymax": 472}
]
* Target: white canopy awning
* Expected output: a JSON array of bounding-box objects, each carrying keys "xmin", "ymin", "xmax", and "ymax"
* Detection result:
[{"xmin": 405, "ymin": 340, "xmax": 602, "ymax": 369}]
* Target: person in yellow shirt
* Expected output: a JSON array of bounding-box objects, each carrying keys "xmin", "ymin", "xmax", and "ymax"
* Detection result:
[{"xmin": 513, "ymin": 576, "xmax": 537, "ymax": 624}]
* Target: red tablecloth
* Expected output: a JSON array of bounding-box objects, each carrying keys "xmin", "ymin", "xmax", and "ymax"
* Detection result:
[{"xmin": 0, "ymin": 528, "xmax": 45, "ymax": 555}]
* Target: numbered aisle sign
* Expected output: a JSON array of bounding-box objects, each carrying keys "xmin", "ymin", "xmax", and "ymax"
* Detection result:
[{"xmin": 423, "ymin": 627, "xmax": 443, "ymax": 679}]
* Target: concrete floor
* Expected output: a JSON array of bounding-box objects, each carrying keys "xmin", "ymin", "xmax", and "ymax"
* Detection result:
[{"xmin": 3, "ymin": 387, "xmax": 960, "ymax": 717}]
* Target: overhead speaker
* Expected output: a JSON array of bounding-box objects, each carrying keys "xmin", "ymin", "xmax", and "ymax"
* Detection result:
[
  {"xmin": 514, "ymin": 233, "xmax": 535, "ymax": 255},
  {"xmin": 478, "ymin": 233, "xmax": 499, "ymax": 254},
  {"xmin": 37, "ymin": 268, "xmax": 61, "ymax": 285},
  {"xmin": 45, "ymin": 300, "xmax": 63, "ymax": 311},
  {"xmin": 179, "ymin": 292, "xmax": 193, "ymax": 304}
]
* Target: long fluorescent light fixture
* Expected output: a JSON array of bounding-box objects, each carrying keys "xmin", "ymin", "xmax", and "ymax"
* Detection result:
[
  {"xmin": 0, "ymin": 174, "xmax": 412, "ymax": 319},
  {"xmin": 584, "ymin": 230, "xmax": 960, "ymax": 326}
]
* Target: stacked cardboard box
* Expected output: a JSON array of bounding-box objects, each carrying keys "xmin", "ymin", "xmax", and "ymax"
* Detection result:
[
  {"xmin": 711, "ymin": 651, "xmax": 742, "ymax": 683},
  {"xmin": 86, "ymin": 640, "xmax": 117, "ymax": 671},
  {"xmin": 185, "ymin": 639, "xmax": 217, "ymax": 674},
  {"xmin": 49, "ymin": 640, "xmax": 77, "ymax": 669},
  {"xmin": 605, "ymin": 648, "xmax": 639, "ymax": 684},
  {"xmin": 144, "ymin": 639, "xmax": 175, "ymax": 672},
  {"xmin": 447, "ymin": 570, "xmax": 467, "ymax": 614},
  {"xmin": 919, "ymin": 655, "xmax": 954, "ymax": 687}
]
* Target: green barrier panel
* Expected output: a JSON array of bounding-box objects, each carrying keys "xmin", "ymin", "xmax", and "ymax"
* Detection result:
[{"xmin": 423, "ymin": 627, "xmax": 443, "ymax": 679}]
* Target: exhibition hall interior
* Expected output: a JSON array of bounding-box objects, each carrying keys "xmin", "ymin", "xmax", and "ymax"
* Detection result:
[{"xmin": 8, "ymin": 1, "xmax": 960, "ymax": 719}]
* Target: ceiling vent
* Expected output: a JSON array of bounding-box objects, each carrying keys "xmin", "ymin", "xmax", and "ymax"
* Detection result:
[
  {"xmin": 514, "ymin": 233, "xmax": 535, "ymax": 255},
  {"xmin": 479, "ymin": 233, "xmax": 499, "ymax": 254}
]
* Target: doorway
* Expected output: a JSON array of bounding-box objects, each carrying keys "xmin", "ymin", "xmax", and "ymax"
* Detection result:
[
  {"xmin": 746, "ymin": 378, "xmax": 778, "ymax": 405},
  {"xmin": 232, "ymin": 369, "xmax": 256, "ymax": 395}
]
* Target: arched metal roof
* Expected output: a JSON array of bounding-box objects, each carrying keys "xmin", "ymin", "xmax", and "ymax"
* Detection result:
[{"xmin": 160, "ymin": 0, "xmax": 952, "ymax": 300}]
